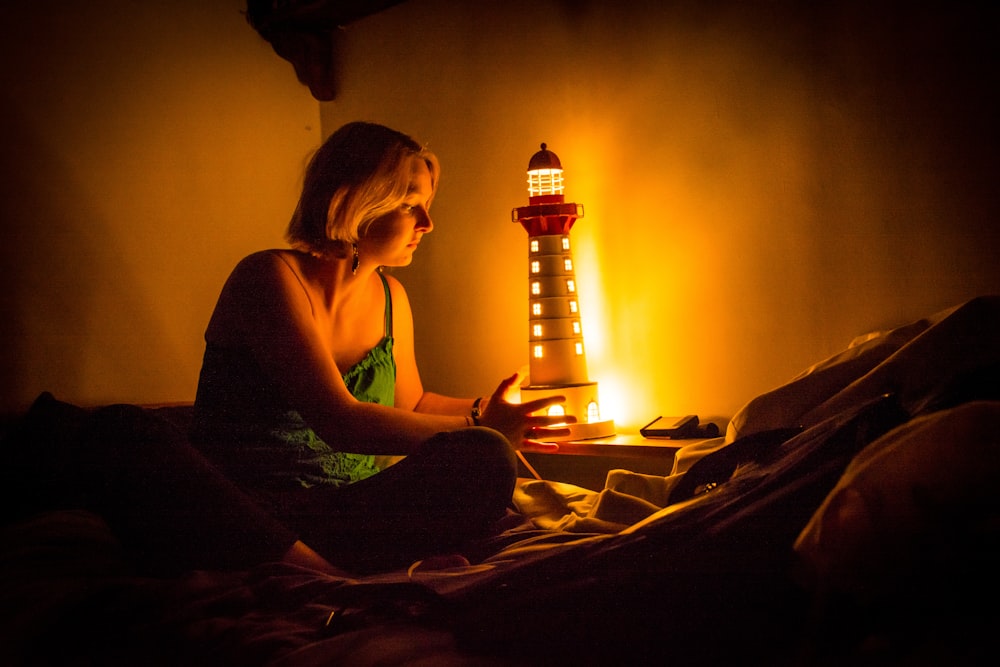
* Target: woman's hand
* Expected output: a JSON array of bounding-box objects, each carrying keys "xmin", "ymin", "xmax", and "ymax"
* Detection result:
[{"xmin": 477, "ymin": 372, "xmax": 575, "ymax": 452}]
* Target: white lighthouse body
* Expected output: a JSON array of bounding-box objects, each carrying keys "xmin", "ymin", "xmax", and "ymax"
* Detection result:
[{"xmin": 513, "ymin": 144, "xmax": 615, "ymax": 441}]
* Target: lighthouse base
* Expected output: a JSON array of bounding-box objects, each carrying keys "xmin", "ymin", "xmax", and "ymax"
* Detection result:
[
  {"xmin": 550, "ymin": 418, "xmax": 617, "ymax": 442},
  {"xmin": 520, "ymin": 382, "xmax": 616, "ymax": 441}
]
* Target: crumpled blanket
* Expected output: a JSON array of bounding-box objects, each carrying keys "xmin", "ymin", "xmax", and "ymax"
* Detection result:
[
  {"xmin": 729, "ymin": 294, "xmax": 1000, "ymax": 440},
  {"xmin": 513, "ymin": 295, "xmax": 1000, "ymax": 534},
  {"xmin": 512, "ymin": 436, "xmax": 727, "ymax": 533}
]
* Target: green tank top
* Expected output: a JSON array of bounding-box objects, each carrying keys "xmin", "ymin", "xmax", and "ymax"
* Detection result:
[
  {"xmin": 193, "ymin": 272, "xmax": 396, "ymax": 489},
  {"xmin": 272, "ymin": 273, "xmax": 395, "ymax": 486},
  {"xmin": 342, "ymin": 273, "xmax": 396, "ymax": 408}
]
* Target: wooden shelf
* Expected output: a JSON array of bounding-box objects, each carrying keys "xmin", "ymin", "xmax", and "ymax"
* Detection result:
[
  {"xmin": 520, "ymin": 434, "xmax": 724, "ymax": 488},
  {"xmin": 544, "ymin": 433, "xmax": 708, "ymax": 459}
]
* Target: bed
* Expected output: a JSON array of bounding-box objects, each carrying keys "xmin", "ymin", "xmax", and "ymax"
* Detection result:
[{"xmin": 2, "ymin": 295, "xmax": 998, "ymax": 666}]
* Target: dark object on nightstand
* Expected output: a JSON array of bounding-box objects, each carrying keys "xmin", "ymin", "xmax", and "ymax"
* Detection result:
[{"xmin": 640, "ymin": 415, "xmax": 719, "ymax": 439}]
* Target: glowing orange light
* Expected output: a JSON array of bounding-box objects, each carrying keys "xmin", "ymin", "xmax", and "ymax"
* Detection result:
[{"xmin": 527, "ymin": 168, "xmax": 564, "ymax": 197}]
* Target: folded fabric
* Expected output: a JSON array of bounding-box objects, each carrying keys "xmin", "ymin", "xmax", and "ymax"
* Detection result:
[{"xmin": 728, "ymin": 295, "xmax": 1000, "ymax": 441}]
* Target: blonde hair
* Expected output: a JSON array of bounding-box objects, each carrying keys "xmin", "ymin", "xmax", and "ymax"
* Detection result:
[{"xmin": 286, "ymin": 122, "xmax": 440, "ymax": 258}]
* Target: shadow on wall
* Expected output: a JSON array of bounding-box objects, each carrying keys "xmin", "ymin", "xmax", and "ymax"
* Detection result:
[{"xmin": 0, "ymin": 101, "xmax": 96, "ymax": 410}]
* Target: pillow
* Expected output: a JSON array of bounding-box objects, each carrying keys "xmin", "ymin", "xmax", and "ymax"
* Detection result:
[
  {"xmin": 726, "ymin": 319, "xmax": 927, "ymax": 442},
  {"xmin": 0, "ymin": 392, "xmax": 90, "ymax": 525},
  {"xmin": 794, "ymin": 400, "xmax": 1000, "ymax": 606},
  {"xmin": 728, "ymin": 296, "xmax": 1000, "ymax": 442}
]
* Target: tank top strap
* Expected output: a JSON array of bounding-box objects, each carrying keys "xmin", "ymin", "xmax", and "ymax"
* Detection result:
[{"xmin": 378, "ymin": 272, "xmax": 393, "ymax": 338}]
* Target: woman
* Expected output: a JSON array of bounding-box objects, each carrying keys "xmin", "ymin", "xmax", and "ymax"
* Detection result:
[{"xmin": 192, "ymin": 121, "xmax": 570, "ymax": 572}]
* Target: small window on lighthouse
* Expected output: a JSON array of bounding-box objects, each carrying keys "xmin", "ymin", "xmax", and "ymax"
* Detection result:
[
  {"xmin": 575, "ymin": 342, "xmax": 584, "ymax": 355},
  {"xmin": 561, "ymin": 236, "xmax": 570, "ymax": 251},
  {"xmin": 531, "ymin": 282, "xmax": 541, "ymax": 295},
  {"xmin": 530, "ymin": 260, "xmax": 540, "ymax": 274},
  {"xmin": 566, "ymin": 279, "xmax": 576, "ymax": 293},
  {"xmin": 532, "ymin": 302, "xmax": 542, "ymax": 316},
  {"xmin": 569, "ymin": 300, "xmax": 578, "ymax": 313},
  {"xmin": 533, "ymin": 324, "xmax": 543, "ymax": 337},
  {"xmin": 533, "ymin": 344, "xmax": 544, "ymax": 359},
  {"xmin": 563, "ymin": 258, "xmax": 573, "ymax": 271},
  {"xmin": 530, "ymin": 239, "xmax": 539, "ymax": 253},
  {"xmin": 572, "ymin": 320, "xmax": 581, "ymax": 334},
  {"xmin": 587, "ymin": 401, "xmax": 600, "ymax": 422},
  {"xmin": 547, "ymin": 404, "xmax": 566, "ymax": 417}
]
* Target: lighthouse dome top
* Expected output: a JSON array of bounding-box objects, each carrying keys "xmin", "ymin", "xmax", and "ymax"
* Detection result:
[{"xmin": 527, "ymin": 143, "xmax": 562, "ymax": 171}]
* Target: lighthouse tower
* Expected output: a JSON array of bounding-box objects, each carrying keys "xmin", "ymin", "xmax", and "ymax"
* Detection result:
[{"xmin": 512, "ymin": 144, "xmax": 615, "ymax": 441}]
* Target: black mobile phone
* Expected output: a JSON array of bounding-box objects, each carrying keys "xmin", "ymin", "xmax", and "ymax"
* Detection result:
[{"xmin": 640, "ymin": 415, "xmax": 700, "ymax": 439}]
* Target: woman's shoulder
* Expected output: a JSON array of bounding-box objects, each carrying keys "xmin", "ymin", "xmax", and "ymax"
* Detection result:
[
  {"xmin": 226, "ymin": 249, "xmax": 312, "ymax": 286},
  {"xmin": 207, "ymin": 250, "xmax": 313, "ymax": 339},
  {"xmin": 378, "ymin": 269, "xmax": 403, "ymax": 290},
  {"xmin": 213, "ymin": 250, "xmax": 314, "ymax": 311},
  {"xmin": 234, "ymin": 248, "xmax": 301, "ymax": 272},
  {"xmin": 378, "ymin": 271, "xmax": 409, "ymax": 301}
]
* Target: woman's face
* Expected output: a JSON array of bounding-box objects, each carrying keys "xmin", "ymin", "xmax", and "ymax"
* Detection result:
[{"xmin": 361, "ymin": 156, "xmax": 434, "ymax": 268}]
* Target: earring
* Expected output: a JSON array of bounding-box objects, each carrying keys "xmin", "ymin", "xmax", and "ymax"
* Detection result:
[{"xmin": 351, "ymin": 242, "xmax": 360, "ymax": 275}]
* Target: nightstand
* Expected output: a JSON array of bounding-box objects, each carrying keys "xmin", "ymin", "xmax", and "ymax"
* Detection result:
[{"xmin": 518, "ymin": 433, "xmax": 712, "ymax": 491}]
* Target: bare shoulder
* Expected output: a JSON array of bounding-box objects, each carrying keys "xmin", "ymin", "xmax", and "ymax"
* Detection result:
[
  {"xmin": 381, "ymin": 272, "xmax": 411, "ymax": 309},
  {"xmin": 380, "ymin": 271, "xmax": 404, "ymax": 293},
  {"xmin": 232, "ymin": 249, "xmax": 301, "ymax": 280},
  {"xmin": 223, "ymin": 250, "xmax": 318, "ymax": 299},
  {"xmin": 381, "ymin": 272, "xmax": 415, "ymax": 338},
  {"xmin": 207, "ymin": 250, "xmax": 310, "ymax": 340}
]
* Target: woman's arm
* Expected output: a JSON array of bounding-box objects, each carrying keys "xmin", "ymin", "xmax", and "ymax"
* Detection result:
[{"xmin": 413, "ymin": 392, "xmax": 479, "ymax": 417}]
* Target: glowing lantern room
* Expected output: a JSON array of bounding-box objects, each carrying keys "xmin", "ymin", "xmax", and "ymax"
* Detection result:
[{"xmin": 512, "ymin": 144, "xmax": 615, "ymax": 441}]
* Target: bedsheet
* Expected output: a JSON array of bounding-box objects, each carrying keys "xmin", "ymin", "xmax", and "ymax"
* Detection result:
[
  {"xmin": 2, "ymin": 295, "xmax": 998, "ymax": 666},
  {"xmin": 511, "ymin": 295, "xmax": 1000, "ymax": 535}
]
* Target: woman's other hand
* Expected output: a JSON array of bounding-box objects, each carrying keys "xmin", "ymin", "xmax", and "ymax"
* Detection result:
[{"xmin": 478, "ymin": 372, "xmax": 574, "ymax": 452}]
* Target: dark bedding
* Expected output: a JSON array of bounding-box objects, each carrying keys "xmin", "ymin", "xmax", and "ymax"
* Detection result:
[{"xmin": 2, "ymin": 295, "xmax": 999, "ymax": 666}]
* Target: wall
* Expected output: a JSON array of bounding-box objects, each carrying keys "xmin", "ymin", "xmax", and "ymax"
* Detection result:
[
  {"xmin": 2, "ymin": 0, "xmax": 996, "ymax": 431},
  {"xmin": 321, "ymin": 0, "xmax": 999, "ymax": 429},
  {"xmin": 1, "ymin": 0, "xmax": 320, "ymax": 412}
]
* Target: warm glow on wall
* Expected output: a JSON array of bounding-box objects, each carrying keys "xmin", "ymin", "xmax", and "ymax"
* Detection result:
[
  {"xmin": 324, "ymin": 0, "xmax": 998, "ymax": 437},
  {"xmin": 591, "ymin": 372, "xmax": 627, "ymax": 430}
]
